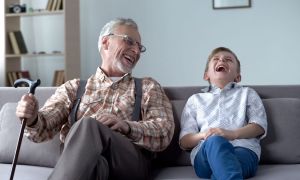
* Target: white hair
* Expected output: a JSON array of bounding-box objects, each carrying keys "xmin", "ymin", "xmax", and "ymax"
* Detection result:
[{"xmin": 97, "ymin": 18, "xmax": 138, "ymax": 52}]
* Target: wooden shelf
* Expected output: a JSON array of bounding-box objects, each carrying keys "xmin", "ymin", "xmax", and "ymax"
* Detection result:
[
  {"xmin": 6, "ymin": 52, "xmax": 64, "ymax": 58},
  {"xmin": 6, "ymin": 10, "xmax": 64, "ymax": 17}
]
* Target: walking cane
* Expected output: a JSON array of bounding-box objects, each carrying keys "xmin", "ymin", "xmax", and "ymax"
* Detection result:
[{"xmin": 10, "ymin": 79, "xmax": 41, "ymax": 180}]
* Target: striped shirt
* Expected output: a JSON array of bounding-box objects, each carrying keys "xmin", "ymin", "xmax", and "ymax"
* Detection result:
[
  {"xmin": 25, "ymin": 68, "xmax": 174, "ymax": 152},
  {"xmin": 180, "ymin": 82, "xmax": 267, "ymax": 165}
]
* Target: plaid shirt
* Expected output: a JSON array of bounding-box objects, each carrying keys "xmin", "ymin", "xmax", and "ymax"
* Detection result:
[{"xmin": 25, "ymin": 68, "xmax": 174, "ymax": 152}]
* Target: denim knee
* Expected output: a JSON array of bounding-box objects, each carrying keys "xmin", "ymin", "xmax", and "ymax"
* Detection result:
[{"xmin": 206, "ymin": 135, "xmax": 227, "ymax": 145}]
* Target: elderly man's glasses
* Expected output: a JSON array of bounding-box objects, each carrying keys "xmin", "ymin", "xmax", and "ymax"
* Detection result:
[{"xmin": 108, "ymin": 33, "xmax": 146, "ymax": 53}]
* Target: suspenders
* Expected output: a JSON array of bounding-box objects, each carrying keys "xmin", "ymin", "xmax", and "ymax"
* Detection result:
[
  {"xmin": 132, "ymin": 78, "xmax": 142, "ymax": 122},
  {"xmin": 69, "ymin": 80, "xmax": 86, "ymax": 126},
  {"xmin": 69, "ymin": 78, "xmax": 142, "ymax": 126}
]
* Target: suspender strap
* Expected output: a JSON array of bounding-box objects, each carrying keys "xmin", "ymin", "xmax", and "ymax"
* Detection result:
[
  {"xmin": 70, "ymin": 80, "xmax": 87, "ymax": 126},
  {"xmin": 132, "ymin": 78, "xmax": 142, "ymax": 121},
  {"xmin": 70, "ymin": 78, "xmax": 143, "ymax": 126}
]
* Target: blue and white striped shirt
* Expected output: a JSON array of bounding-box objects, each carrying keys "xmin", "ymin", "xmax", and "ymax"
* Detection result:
[{"xmin": 180, "ymin": 82, "xmax": 267, "ymax": 165}]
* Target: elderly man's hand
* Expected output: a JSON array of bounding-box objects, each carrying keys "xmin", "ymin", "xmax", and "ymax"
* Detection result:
[
  {"xmin": 97, "ymin": 113, "xmax": 130, "ymax": 135},
  {"xmin": 16, "ymin": 94, "xmax": 39, "ymax": 126}
]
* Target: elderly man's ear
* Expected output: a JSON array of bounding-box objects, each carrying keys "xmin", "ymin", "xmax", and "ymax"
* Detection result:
[{"xmin": 102, "ymin": 36, "xmax": 109, "ymax": 50}]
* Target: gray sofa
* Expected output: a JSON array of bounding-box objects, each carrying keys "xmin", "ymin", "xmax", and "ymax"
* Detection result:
[{"xmin": 0, "ymin": 85, "xmax": 300, "ymax": 180}]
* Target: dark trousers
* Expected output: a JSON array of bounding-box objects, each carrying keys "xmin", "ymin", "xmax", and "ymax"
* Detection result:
[{"xmin": 48, "ymin": 117, "xmax": 152, "ymax": 180}]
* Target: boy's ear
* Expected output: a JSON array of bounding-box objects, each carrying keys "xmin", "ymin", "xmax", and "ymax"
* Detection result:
[
  {"xmin": 203, "ymin": 72, "xmax": 209, "ymax": 81},
  {"xmin": 234, "ymin": 74, "xmax": 241, "ymax": 83}
]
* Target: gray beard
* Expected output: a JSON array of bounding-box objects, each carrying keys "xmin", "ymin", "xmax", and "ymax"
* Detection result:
[{"xmin": 116, "ymin": 61, "xmax": 134, "ymax": 74}]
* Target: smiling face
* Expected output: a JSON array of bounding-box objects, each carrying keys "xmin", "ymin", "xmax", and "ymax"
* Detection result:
[
  {"xmin": 100, "ymin": 25, "xmax": 142, "ymax": 77},
  {"xmin": 204, "ymin": 50, "xmax": 241, "ymax": 89}
]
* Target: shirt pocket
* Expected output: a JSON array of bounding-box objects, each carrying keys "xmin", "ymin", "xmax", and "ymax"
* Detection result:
[
  {"xmin": 79, "ymin": 96, "xmax": 104, "ymax": 115},
  {"xmin": 113, "ymin": 94, "xmax": 135, "ymax": 119}
]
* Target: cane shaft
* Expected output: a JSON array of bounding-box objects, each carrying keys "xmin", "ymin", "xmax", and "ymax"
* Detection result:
[
  {"xmin": 10, "ymin": 118, "xmax": 27, "ymax": 180},
  {"xmin": 10, "ymin": 78, "xmax": 40, "ymax": 180}
]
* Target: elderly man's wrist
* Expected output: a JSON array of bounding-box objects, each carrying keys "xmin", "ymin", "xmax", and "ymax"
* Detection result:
[
  {"xmin": 27, "ymin": 117, "xmax": 38, "ymax": 127},
  {"xmin": 125, "ymin": 122, "xmax": 131, "ymax": 135}
]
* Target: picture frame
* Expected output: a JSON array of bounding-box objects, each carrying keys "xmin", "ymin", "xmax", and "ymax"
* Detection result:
[{"xmin": 213, "ymin": 0, "xmax": 251, "ymax": 9}]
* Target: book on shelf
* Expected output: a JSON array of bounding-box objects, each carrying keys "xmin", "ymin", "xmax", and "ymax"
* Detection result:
[
  {"xmin": 46, "ymin": 0, "xmax": 53, "ymax": 11},
  {"xmin": 53, "ymin": 70, "xmax": 65, "ymax": 86},
  {"xmin": 6, "ymin": 71, "xmax": 31, "ymax": 87},
  {"xmin": 8, "ymin": 31, "xmax": 20, "ymax": 54},
  {"xmin": 46, "ymin": 0, "xmax": 63, "ymax": 11},
  {"xmin": 56, "ymin": 0, "xmax": 62, "ymax": 10},
  {"xmin": 51, "ymin": 0, "xmax": 58, "ymax": 11},
  {"xmin": 14, "ymin": 31, "xmax": 28, "ymax": 54},
  {"xmin": 8, "ymin": 31, "xmax": 28, "ymax": 54}
]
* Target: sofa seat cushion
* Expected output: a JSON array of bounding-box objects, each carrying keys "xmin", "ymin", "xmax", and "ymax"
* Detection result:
[
  {"xmin": 152, "ymin": 166, "xmax": 198, "ymax": 179},
  {"xmin": 0, "ymin": 163, "xmax": 53, "ymax": 180},
  {"xmin": 0, "ymin": 103, "xmax": 61, "ymax": 167},
  {"xmin": 260, "ymin": 98, "xmax": 300, "ymax": 164},
  {"xmin": 253, "ymin": 164, "xmax": 300, "ymax": 180},
  {"xmin": 152, "ymin": 164, "xmax": 300, "ymax": 180}
]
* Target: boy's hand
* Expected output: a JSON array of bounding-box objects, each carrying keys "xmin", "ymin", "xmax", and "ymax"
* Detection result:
[{"xmin": 203, "ymin": 128, "xmax": 237, "ymax": 140}]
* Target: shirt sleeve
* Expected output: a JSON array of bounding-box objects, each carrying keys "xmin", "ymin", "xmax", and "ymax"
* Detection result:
[
  {"xmin": 25, "ymin": 79, "xmax": 79, "ymax": 142},
  {"xmin": 125, "ymin": 77, "xmax": 175, "ymax": 152},
  {"xmin": 246, "ymin": 88, "xmax": 268, "ymax": 139},
  {"xmin": 179, "ymin": 95, "xmax": 199, "ymax": 140}
]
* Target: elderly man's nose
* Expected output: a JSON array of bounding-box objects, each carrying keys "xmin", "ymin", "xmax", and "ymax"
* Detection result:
[{"xmin": 131, "ymin": 44, "xmax": 140, "ymax": 53}]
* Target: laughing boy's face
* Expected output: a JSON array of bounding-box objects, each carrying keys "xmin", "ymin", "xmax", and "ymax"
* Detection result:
[{"xmin": 204, "ymin": 51, "xmax": 241, "ymax": 88}]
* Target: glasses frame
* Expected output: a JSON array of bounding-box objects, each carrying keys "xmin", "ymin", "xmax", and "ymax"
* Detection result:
[{"xmin": 107, "ymin": 33, "xmax": 146, "ymax": 53}]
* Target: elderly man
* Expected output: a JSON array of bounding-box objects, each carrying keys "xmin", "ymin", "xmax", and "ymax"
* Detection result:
[{"xmin": 16, "ymin": 18, "xmax": 174, "ymax": 180}]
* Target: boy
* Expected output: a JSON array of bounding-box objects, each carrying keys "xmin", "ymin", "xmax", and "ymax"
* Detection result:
[{"xmin": 179, "ymin": 47, "xmax": 267, "ymax": 180}]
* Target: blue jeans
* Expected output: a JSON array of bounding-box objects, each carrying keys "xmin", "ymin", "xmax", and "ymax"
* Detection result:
[{"xmin": 194, "ymin": 136, "xmax": 258, "ymax": 180}]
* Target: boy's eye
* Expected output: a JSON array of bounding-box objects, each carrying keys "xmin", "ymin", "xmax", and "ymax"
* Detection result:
[{"xmin": 225, "ymin": 58, "xmax": 233, "ymax": 62}]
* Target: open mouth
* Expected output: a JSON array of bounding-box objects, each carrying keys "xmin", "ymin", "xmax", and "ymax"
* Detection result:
[
  {"xmin": 124, "ymin": 54, "xmax": 135, "ymax": 65},
  {"xmin": 215, "ymin": 65, "xmax": 227, "ymax": 72}
]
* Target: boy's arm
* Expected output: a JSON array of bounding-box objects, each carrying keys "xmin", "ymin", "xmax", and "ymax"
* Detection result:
[
  {"xmin": 181, "ymin": 123, "xmax": 265, "ymax": 147},
  {"xmin": 180, "ymin": 132, "xmax": 205, "ymax": 150},
  {"xmin": 234, "ymin": 123, "xmax": 265, "ymax": 139},
  {"xmin": 203, "ymin": 123, "xmax": 265, "ymax": 141}
]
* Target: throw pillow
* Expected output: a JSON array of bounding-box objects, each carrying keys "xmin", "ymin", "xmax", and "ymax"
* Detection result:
[
  {"xmin": 260, "ymin": 98, "xmax": 300, "ymax": 164},
  {"xmin": 0, "ymin": 103, "xmax": 60, "ymax": 167}
]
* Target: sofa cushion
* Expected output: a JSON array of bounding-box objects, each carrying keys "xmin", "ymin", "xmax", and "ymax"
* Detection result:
[
  {"xmin": 0, "ymin": 164, "xmax": 53, "ymax": 180},
  {"xmin": 260, "ymin": 98, "xmax": 300, "ymax": 164},
  {"xmin": 0, "ymin": 103, "xmax": 60, "ymax": 167}
]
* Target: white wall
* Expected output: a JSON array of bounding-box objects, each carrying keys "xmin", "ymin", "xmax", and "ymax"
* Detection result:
[
  {"xmin": 80, "ymin": 0, "xmax": 300, "ymax": 86},
  {"xmin": 21, "ymin": 0, "xmax": 64, "ymax": 86}
]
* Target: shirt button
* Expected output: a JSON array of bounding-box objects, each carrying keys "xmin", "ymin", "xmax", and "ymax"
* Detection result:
[{"xmin": 111, "ymin": 84, "xmax": 118, "ymax": 90}]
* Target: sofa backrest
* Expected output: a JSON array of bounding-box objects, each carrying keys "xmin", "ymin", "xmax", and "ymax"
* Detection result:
[
  {"xmin": 1, "ymin": 85, "xmax": 300, "ymax": 168},
  {"xmin": 0, "ymin": 87, "xmax": 56, "ymax": 109}
]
